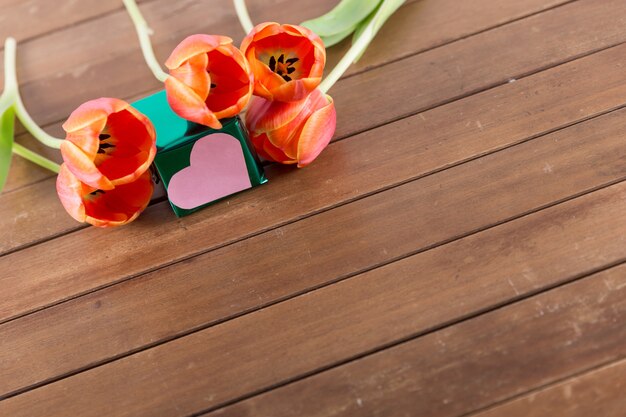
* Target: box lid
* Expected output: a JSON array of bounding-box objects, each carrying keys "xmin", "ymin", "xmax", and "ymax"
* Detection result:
[{"xmin": 132, "ymin": 89, "xmax": 237, "ymax": 151}]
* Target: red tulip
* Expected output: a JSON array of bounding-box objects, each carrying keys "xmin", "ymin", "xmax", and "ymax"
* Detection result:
[
  {"xmin": 241, "ymin": 22, "xmax": 326, "ymax": 102},
  {"xmin": 245, "ymin": 88, "xmax": 336, "ymax": 167},
  {"xmin": 56, "ymin": 164, "xmax": 153, "ymax": 228},
  {"xmin": 61, "ymin": 98, "xmax": 156, "ymax": 191},
  {"xmin": 165, "ymin": 34, "xmax": 253, "ymax": 129}
]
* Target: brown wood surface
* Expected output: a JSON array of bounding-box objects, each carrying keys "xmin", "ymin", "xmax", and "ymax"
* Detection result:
[
  {"xmin": 5, "ymin": 32, "xmax": 626, "ymax": 322},
  {"xmin": 471, "ymin": 357, "xmax": 626, "ymax": 417},
  {"xmin": 1, "ymin": 0, "xmax": 625, "ymax": 416},
  {"xmin": 207, "ymin": 261, "xmax": 626, "ymax": 417},
  {"xmin": 2, "ymin": 99, "xmax": 625, "ymax": 398},
  {"xmin": 2, "ymin": 185, "xmax": 625, "ymax": 415}
]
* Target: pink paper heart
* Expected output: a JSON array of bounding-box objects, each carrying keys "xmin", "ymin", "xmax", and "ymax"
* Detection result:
[{"xmin": 167, "ymin": 133, "xmax": 252, "ymax": 209}]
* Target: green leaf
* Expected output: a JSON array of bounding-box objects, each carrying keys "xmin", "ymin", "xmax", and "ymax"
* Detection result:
[
  {"xmin": 0, "ymin": 103, "xmax": 15, "ymax": 193},
  {"xmin": 352, "ymin": 0, "xmax": 406, "ymax": 62},
  {"xmin": 321, "ymin": 24, "xmax": 358, "ymax": 48},
  {"xmin": 301, "ymin": 0, "xmax": 381, "ymax": 37}
]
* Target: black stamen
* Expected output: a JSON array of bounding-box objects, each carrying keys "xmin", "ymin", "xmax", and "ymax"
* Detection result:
[
  {"xmin": 270, "ymin": 54, "xmax": 298, "ymax": 81},
  {"xmin": 210, "ymin": 83, "xmax": 217, "ymax": 89},
  {"xmin": 99, "ymin": 134, "xmax": 111, "ymax": 140},
  {"xmin": 89, "ymin": 190, "xmax": 105, "ymax": 196},
  {"xmin": 97, "ymin": 143, "xmax": 115, "ymax": 154}
]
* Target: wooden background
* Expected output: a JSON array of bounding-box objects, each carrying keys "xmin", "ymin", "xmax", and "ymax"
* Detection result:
[{"xmin": 1, "ymin": 0, "xmax": 625, "ymax": 415}]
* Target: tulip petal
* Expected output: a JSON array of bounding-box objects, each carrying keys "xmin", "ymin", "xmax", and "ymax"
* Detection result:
[
  {"xmin": 246, "ymin": 95, "xmax": 307, "ymax": 133},
  {"xmin": 165, "ymin": 34, "xmax": 232, "ymax": 69},
  {"xmin": 297, "ymin": 95, "xmax": 336, "ymax": 167},
  {"xmin": 165, "ymin": 75, "xmax": 221, "ymax": 129},
  {"xmin": 205, "ymin": 48, "xmax": 253, "ymax": 118},
  {"xmin": 57, "ymin": 164, "xmax": 153, "ymax": 228},
  {"xmin": 246, "ymin": 47, "xmax": 288, "ymax": 101},
  {"xmin": 84, "ymin": 170, "xmax": 153, "ymax": 227},
  {"xmin": 98, "ymin": 150, "xmax": 152, "ymax": 186},
  {"xmin": 169, "ymin": 52, "xmax": 210, "ymax": 101},
  {"xmin": 60, "ymin": 140, "xmax": 114, "ymax": 190},
  {"xmin": 62, "ymin": 98, "xmax": 127, "ymax": 133},
  {"xmin": 56, "ymin": 164, "xmax": 89, "ymax": 223},
  {"xmin": 257, "ymin": 133, "xmax": 295, "ymax": 164},
  {"xmin": 241, "ymin": 22, "xmax": 282, "ymax": 48},
  {"xmin": 270, "ymin": 77, "xmax": 321, "ymax": 102}
]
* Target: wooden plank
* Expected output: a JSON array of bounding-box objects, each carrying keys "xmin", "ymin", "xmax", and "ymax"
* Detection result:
[
  {"xmin": 0, "ymin": 0, "xmax": 129, "ymax": 44},
  {"xmin": 470, "ymin": 358, "xmax": 626, "ymax": 417},
  {"xmin": 1, "ymin": 108, "xmax": 625, "ymax": 397},
  {"xmin": 331, "ymin": 0, "xmax": 626, "ymax": 139},
  {"xmin": 203, "ymin": 262, "xmax": 626, "ymax": 417},
  {"xmin": 1, "ymin": 183, "xmax": 624, "ymax": 416},
  {"xmin": 327, "ymin": 0, "xmax": 575, "ymax": 77},
  {"xmin": 0, "ymin": 0, "xmax": 611, "ymax": 191},
  {"xmin": 3, "ymin": 40, "xmax": 626, "ymax": 319}
]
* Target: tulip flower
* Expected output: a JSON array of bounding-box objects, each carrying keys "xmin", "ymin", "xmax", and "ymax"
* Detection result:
[
  {"xmin": 241, "ymin": 22, "xmax": 326, "ymax": 102},
  {"xmin": 245, "ymin": 88, "xmax": 336, "ymax": 167},
  {"xmin": 56, "ymin": 164, "xmax": 153, "ymax": 228},
  {"xmin": 61, "ymin": 98, "xmax": 156, "ymax": 191},
  {"xmin": 164, "ymin": 34, "xmax": 253, "ymax": 129}
]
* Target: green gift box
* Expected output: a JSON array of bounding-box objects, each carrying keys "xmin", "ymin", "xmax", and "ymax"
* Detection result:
[{"xmin": 133, "ymin": 90, "xmax": 267, "ymax": 217}]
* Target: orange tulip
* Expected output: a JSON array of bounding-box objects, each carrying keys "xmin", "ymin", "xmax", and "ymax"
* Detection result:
[
  {"xmin": 61, "ymin": 98, "xmax": 156, "ymax": 191},
  {"xmin": 245, "ymin": 87, "xmax": 336, "ymax": 167},
  {"xmin": 165, "ymin": 34, "xmax": 253, "ymax": 129},
  {"xmin": 56, "ymin": 164, "xmax": 153, "ymax": 228},
  {"xmin": 241, "ymin": 22, "xmax": 326, "ymax": 102}
]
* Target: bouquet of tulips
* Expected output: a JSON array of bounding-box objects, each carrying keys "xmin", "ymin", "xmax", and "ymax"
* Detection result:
[{"xmin": 0, "ymin": 0, "xmax": 404, "ymax": 227}]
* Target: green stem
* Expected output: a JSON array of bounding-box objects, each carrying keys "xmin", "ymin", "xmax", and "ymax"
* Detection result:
[
  {"xmin": 12, "ymin": 143, "xmax": 60, "ymax": 173},
  {"xmin": 233, "ymin": 0, "xmax": 254, "ymax": 34},
  {"xmin": 2, "ymin": 38, "xmax": 60, "ymax": 174},
  {"xmin": 1, "ymin": 39, "xmax": 18, "ymax": 102},
  {"xmin": 4, "ymin": 37, "xmax": 64, "ymax": 149},
  {"xmin": 319, "ymin": 0, "xmax": 391, "ymax": 94},
  {"xmin": 14, "ymin": 97, "xmax": 64, "ymax": 149},
  {"xmin": 123, "ymin": 0, "xmax": 169, "ymax": 83}
]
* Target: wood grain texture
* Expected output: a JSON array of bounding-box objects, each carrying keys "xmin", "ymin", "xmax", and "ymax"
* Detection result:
[
  {"xmin": 2, "ymin": 1, "xmax": 624, "ymax": 414},
  {"xmin": 471, "ymin": 358, "xmax": 626, "ymax": 417},
  {"xmin": 2, "ymin": 96, "xmax": 626, "ymax": 398},
  {"xmin": 206, "ymin": 262, "xmax": 626, "ymax": 417},
  {"xmin": 1, "ymin": 184, "xmax": 624, "ymax": 416},
  {"xmin": 0, "ymin": 0, "xmax": 609, "ymax": 192},
  {"xmin": 4, "ymin": 39, "xmax": 626, "ymax": 321},
  {"xmin": 0, "ymin": 0, "xmax": 134, "ymax": 44},
  {"xmin": 2, "ymin": 101, "xmax": 625, "ymax": 397}
]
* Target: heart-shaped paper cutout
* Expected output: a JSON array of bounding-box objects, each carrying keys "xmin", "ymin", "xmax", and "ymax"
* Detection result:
[{"xmin": 167, "ymin": 133, "xmax": 252, "ymax": 209}]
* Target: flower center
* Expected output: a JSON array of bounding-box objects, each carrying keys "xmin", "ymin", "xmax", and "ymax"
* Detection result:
[
  {"xmin": 98, "ymin": 133, "xmax": 115, "ymax": 154},
  {"xmin": 269, "ymin": 54, "xmax": 298, "ymax": 82},
  {"xmin": 86, "ymin": 189, "xmax": 106, "ymax": 201}
]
